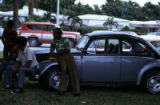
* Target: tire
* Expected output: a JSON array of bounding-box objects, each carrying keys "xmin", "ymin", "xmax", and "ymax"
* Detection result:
[
  {"xmin": 142, "ymin": 70, "xmax": 160, "ymax": 94},
  {"xmin": 68, "ymin": 39, "xmax": 75, "ymax": 48},
  {"xmin": 28, "ymin": 38, "xmax": 40, "ymax": 47},
  {"xmin": 39, "ymin": 67, "xmax": 69, "ymax": 91}
]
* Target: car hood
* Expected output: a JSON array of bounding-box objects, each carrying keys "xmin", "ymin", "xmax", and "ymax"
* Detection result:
[{"xmin": 33, "ymin": 47, "xmax": 81, "ymax": 54}]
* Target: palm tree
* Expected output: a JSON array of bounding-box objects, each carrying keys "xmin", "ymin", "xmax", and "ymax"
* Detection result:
[
  {"xmin": 28, "ymin": 0, "xmax": 38, "ymax": 18},
  {"xmin": 13, "ymin": 0, "xmax": 19, "ymax": 30},
  {"xmin": 68, "ymin": 15, "xmax": 82, "ymax": 31},
  {"xmin": 103, "ymin": 16, "xmax": 118, "ymax": 31}
]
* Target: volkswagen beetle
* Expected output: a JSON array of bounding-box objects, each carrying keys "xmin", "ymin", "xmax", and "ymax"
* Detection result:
[{"xmin": 34, "ymin": 31, "xmax": 160, "ymax": 94}]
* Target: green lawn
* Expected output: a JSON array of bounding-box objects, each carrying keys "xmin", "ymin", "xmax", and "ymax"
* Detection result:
[
  {"xmin": 0, "ymin": 80, "xmax": 160, "ymax": 105},
  {"xmin": 0, "ymin": 51, "xmax": 2, "ymax": 58}
]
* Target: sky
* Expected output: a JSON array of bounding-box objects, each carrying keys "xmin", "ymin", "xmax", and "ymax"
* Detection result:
[{"xmin": 75, "ymin": 0, "xmax": 160, "ymax": 7}]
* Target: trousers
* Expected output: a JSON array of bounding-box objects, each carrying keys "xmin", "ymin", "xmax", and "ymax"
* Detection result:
[
  {"xmin": 58, "ymin": 53, "xmax": 80, "ymax": 94},
  {"xmin": 0, "ymin": 59, "xmax": 17, "ymax": 81},
  {"xmin": 4, "ymin": 65, "xmax": 36, "ymax": 88}
]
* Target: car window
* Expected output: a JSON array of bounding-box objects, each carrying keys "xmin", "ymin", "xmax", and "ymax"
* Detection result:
[
  {"xmin": 151, "ymin": 41, "xmax": 160, "ymax": 51},
  {"xmin": 87, "ymin": 38, "xmax": 119, "ymax": 55},
  {"xmin": 44, "ymin": 25, "xmax": 55, "ymax": 32},
  {"xmin": 27, "ymin": 25, "xmax": 42, "ymax": 31},
  {"xmin": 157, "ymin": 32, "xmax": 160, "ymax": 35},
  {"xmin": 122, "ymin": 40, "xmax": 150, "ymax": 56}
]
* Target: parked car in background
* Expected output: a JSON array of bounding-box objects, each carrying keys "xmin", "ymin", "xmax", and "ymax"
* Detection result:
[
  {"xmin": 33, "ymin": 31, "xmax": 160, "ymax": 94},
  {"xmin": 147, "ymin": 32, "xmax": 160, "ymax": 36},
  {"xmin": 140, "ymin": 35, "xmax": 160, "ymax": 52},
  {"xmin": 19, "ymin": 22, "xmax": 81, "ymax": 47},
  {"xmin": 0, "ymin": 25, "xmax": 4, "ymax": 38}
]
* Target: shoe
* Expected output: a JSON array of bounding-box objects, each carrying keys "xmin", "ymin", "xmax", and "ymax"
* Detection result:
[
  {"xmin": 57, "ymin": 91, "xmax": 65, "ymax": 96},
  {"xmin": 12, "ymin": 88, "xmax": 23, "ymax": 94},
  {"xmin": 73, "ymin": 93, "xmax": 80, "ymax": 96},
  {"xmin": 5, "ymin": 85, "xmax": 14, "ymax": 90}
]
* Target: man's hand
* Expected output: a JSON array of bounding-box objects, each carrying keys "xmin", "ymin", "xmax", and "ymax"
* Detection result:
[{"xmin": 11, "ymin": 67, "xmax": 18, "ymax": 74}]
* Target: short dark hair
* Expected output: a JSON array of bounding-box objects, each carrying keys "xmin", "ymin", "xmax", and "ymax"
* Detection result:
[
  {"xmin": 7, "ymin": 20, "xmax": 14, "ymax": 28},
  {"xmin": 17, "ymin": 36, "xmax": 27, "ymax": 47},
  {"xmin": 53, "ymin": 28, "xmax": 62, "ymax": 36}
]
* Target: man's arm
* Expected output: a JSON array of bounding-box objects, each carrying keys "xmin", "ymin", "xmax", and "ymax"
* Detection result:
[
  {"xmin": 11, "ymin": 61, "xmax": 21, "ymax": 73},
  {"xmin": 23, "ymin": 60, "xmax": 32, "ymax": 68}
]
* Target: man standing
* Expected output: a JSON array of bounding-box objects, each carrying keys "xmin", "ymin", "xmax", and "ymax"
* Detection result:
[
  {"xmin": 2, "ymin": 20, "xmax": 17, "ymax": 58},
  {"xmin": 50, "ymin": 28, "xmax": 80, "ymax": 96},
  {"xmin": 4, "ymin": 36, "xmax": 38, "ymax": 94}
]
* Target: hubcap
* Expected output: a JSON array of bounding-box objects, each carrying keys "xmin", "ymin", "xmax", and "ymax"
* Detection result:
[
  {"xmin": 147, "ymin": 74, "xmax": 160, "ymax": 94},
  {"xmin": 49, "ymin": 71, "xmax": 69, "ymax": 90},
  {"xmin": 49, "ymin": 71, "xmax": 60, "ymax": 90}
]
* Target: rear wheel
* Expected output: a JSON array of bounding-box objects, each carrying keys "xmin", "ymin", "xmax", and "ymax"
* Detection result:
[
  {"xmin": 28, "ymin": 38, "xmax": 40, "ymax": 47},
  {"xmin": 143, "ymin": 70, "xmax": 160, "ymax": 94}
]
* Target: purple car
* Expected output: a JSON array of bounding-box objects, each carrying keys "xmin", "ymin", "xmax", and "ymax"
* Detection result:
[{"xmin": 34, "ymin": 31, "xmax": 160, "ymax": 94}]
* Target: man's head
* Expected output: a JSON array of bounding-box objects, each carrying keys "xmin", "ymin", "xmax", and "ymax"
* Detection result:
[
  {"xmin": 7, "ymin": 20, "xmax": 14, "ymax": 29},
  {"xmin": 53, "ymin": 28, "xmax": 62, "ymax": 39},
  {"xmin": 17, "ymin": 36, "xmax": 27, "ymax": 51}
]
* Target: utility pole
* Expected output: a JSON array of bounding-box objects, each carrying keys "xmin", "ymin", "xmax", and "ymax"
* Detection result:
[
  {"xmin": 56, "ymin": 0, "xmax": 60, "ymax": 26},
  {"xmin": 13, "ymin": 0, "xmax": 19, "ymax": 30}
]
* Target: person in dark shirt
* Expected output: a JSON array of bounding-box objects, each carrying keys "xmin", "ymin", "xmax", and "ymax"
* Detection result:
[
  {"xmin": 0, "ymin": 20, "xmax": 18, "ymax": 83},
  {"xmin": 2, "ymin": 20, "xmax": 18, "ymax": 59}
]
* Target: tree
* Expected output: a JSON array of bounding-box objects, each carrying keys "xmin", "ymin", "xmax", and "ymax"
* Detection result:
[
  {"xmin": 28, "ymin": 0, "xmax": 38, "ymax": 18},
  {"xmin": 13, "ymin": 0, "xmax": 19, "ymax": 30},
  {"xmin": 67, "ymin": 12, "xmax": 82, "ymax": 31},
  {"xmin": 103, "ymin": 17, "xmax": 118, "ymax": 31}
]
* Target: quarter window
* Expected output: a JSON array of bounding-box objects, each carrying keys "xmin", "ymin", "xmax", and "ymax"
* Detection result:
[
  {"xmin": 122, "ymin": 40, "xmax": 150, "ymax": 56},
  {"xmin": 44, "ymin": 25, "xmax": 55, "ymax": 32}
]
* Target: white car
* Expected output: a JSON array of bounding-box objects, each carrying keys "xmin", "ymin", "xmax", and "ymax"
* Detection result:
[
  {"xmin": 147, "ymin": 32, "xmax": 160, "ymax": 36},
  {"xmin": 0, "ymin": 25, "xmax": 4, "ymax": 38},
  {"xmin": 140, "ymin": 35, "xmax": 160, "ymax": 51}
]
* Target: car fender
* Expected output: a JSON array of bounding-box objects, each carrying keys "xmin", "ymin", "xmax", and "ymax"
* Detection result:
[
  {"xmin": 38, "ymin": 60, "xmax": 59, "ymax": 77},
  {"xmin": 137, "ymin": 61, "xmax": 160, "ymax": 85}
]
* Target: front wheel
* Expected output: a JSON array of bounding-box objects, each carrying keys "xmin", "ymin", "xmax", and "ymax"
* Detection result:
[
  {"xmin": 143, "ymin": 70, "xmax": 160, "ymax": 94},
  {"xmin": 40, "ymin": 68, "xmax": 69, "ymax": 91}
]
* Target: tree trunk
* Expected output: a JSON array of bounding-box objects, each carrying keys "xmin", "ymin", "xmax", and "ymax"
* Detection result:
[
  {"xmin": 13, "ymin": 0, "xmax": 19, "ymax": 30},
  {"xmin": 28, "ymin": 0, "xmax": 33, "ymax": 19}
]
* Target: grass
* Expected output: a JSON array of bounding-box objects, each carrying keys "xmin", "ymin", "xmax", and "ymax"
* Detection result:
[
  {"xmin": 0, "ymin": 51, "xmax": 2, "ymax": 58},
  {"xmin": 0, "ymin": 52, "xmax": 160, "ymax": 105},
  {"xmin": 0, "ymin": 80, "xmax": 160, "ymax": 105}
]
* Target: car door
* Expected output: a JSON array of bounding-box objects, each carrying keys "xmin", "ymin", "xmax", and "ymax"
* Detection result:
[
  {"xmin": 42, "ymin": 25, "xmax": 55, "ymax": 43},
  {"xmin": 81, "ymin": 38, "xmax": 121, "ymax": 82},
  {"xmin": 120, "ymin": 39, "xmax": 155, "ymax": 83}
]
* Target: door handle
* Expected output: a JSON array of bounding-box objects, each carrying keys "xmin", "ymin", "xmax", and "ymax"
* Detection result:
[{"xmin": 113, "ymin": 57, "xmax": 118, "ymax": 61}]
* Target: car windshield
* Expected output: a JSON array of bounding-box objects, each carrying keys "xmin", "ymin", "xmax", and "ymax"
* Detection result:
[
  {"xmin": 150, "ymin": 41, "xmax": 160, "ymax": 52},
  {"xmin": 76, "ymin": 35, "xmax": 89, "ymax": 49}
]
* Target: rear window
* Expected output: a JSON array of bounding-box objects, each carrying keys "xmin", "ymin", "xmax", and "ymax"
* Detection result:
[
  {"xmin": 26, "ymin": 25, "xmax": 42, "ymax": 30},
  {"xmin": 44, "ymin": 25, "xmax": 55, "ymax": 32}
]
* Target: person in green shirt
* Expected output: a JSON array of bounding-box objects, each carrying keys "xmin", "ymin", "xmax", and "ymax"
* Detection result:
[{"xmin": 50, "ymin": 28, "xmax": 80, "ymax": 96}]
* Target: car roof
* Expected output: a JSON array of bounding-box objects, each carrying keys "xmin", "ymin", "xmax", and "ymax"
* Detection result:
[
  {"xmin": 86, "ymin": 31, "xmax": 140, "ymax": 39},
  {"xmin": 24, "ymin": 22, "xmax": 59, "ymax": 27}
]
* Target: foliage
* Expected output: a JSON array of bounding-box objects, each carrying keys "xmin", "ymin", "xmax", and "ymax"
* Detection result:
[
  {"xmin": 0, "ymin": 0, "xmax": 160, "ymax": 21},
  {"xmin": 121, "ymin": 26, "xmax": 131, "ymax": 31},
  {"xmin": 78, "ymin": 27, "xmax": 105, "ymax": 35},
  {"xmin": 102, "ymin": 0, "xmax": 145, "ymax": 20},
  {"xmin": 103, "ymin": 17, "xmax": 118, "ymax": 31},
  {"xmin": 60, "ymin": 25, "xmax": 71, "ymax": 31}
]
